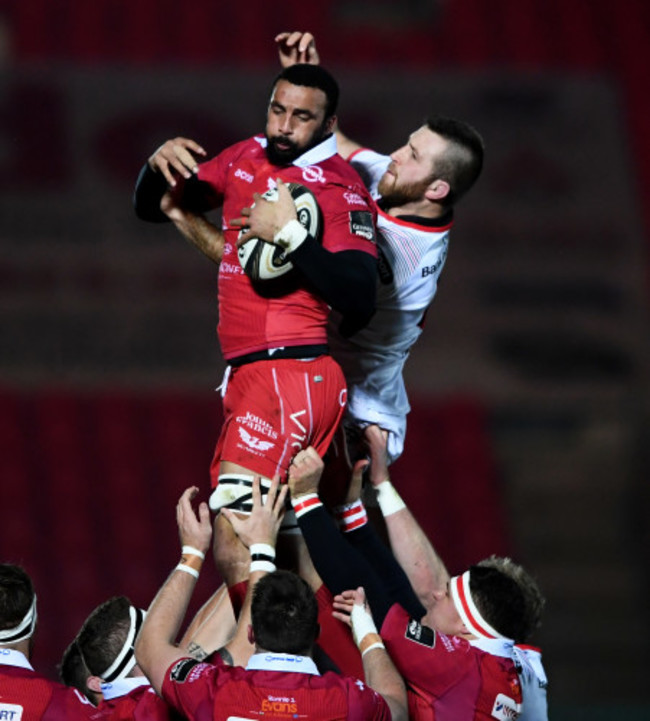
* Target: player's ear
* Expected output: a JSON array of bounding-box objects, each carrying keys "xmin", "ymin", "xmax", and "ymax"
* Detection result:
[
  {"xmin": 324, "ymin": 115, "xmax": 337, "ymax": 135},
  {"xmin": 86, "ymin": 676, "xmax": 103, "ymax": 693},
  {"xmin": 425, "ymin": 179, "xmax": 450, "ymax": 203},
  {"xmin": 247, "ymin": 624, "xmax": 255, "ymax": 645}
]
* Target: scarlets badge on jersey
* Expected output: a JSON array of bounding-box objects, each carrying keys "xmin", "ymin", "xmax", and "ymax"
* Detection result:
[{"xmin": 404, "ymin": 619, "xmax": 436, "ymax": 648}]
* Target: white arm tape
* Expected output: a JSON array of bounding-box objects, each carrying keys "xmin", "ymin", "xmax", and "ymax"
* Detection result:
[
  {"xmin": 350, "ymin": 603, "xmax": 378, "ymax": 648},
  {"xmin": 375, "ymin": 480, "xmax": 406, "ymax": 517},
  {"xmin": 250, "ymin": 543, "xmax": 276, "ymax": 558},
  {"xmin": 361, "ymin": 641, "xmax": 386, "ymax": 657},
  {"xmin": 273, "ymin": 219, "xmax": 308, "ymax": 252},
  {"xmin": 176, "ymin": 563, "xmax": 200, "ymax": 579},
  {"xmin": 250, "ymin": 559, "xmax": 277, "ymax": 574},
  {"xmin": 182, "ymin": 545, "xmax": 205, "ymax": 559}
]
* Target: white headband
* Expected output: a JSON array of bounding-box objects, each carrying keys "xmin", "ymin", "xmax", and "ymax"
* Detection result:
[
  {"xmin": 100, "ymin": 606, "xmax": 145, "ymax": 682},
  {"xmin": 0, "ymin": 595, "xmax": 37, "ymax": 645},
  {"xmin": 450, "ymin": 571, "xmax": 506, "ymax": 640}
]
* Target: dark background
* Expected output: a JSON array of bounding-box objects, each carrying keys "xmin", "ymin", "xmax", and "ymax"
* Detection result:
[{"xmin": 1, "ymin": 1, "xmax": 650, "ymax": 718}]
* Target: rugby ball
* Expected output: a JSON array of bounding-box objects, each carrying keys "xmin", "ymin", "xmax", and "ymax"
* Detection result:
[{"xmin": 238, "ymin": 182, "xmax": 321, "ymax": 282}]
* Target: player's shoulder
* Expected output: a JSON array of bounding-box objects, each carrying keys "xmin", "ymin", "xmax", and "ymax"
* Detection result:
[
  {"xmin": 349, "ymin": 147, "xmax": 389, "ymax": 165},
  {"xmin": 335, "ymin": 673, "xmax": 390, "ymax": 718},
  {"xmin": 330, "ymin": 152, "xmax": 372, "ymax": 182},
  {"xmin": 200, "ymin": 135, "xmax": 264, "ymax": 172},
  {"xmin": 514, "ymin": 645, "xmax": 548, "ymax": 687},
  {"xmin": 164, "ymin": 655, "xmax": 222, "ymax": 695},
  {"xmin": 317, "ymin": 158, "xmax": 375, "ymax": 207}
]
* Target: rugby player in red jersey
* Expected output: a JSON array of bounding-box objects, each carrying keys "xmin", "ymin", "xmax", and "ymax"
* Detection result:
[
  {"xmin": 0, "ymin": 564, "xmax": 104, "ymax": 721},
  {"xmin": 135, "ymin": 480, "xmax": 407, "ymax": 721},
  {"xmin": 134, "ymin": 64, "xmax": 378, "ymax": 523}
]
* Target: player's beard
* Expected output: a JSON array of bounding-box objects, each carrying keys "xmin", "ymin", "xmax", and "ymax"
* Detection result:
[
  {"xmin": 378, "ymin": 167, "xmax": 434, "ymax": 208},
  {"xmin": 265, "ymin": 135, "xmax": 302, "ymax": 165},
  {"xmin": 265, "ymin": 121, "xmax": 329, "ymax": 166}
]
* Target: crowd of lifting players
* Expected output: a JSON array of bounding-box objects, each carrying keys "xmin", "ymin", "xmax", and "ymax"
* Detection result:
[{"xmin": 1, "ymin": 32, "xmax": 547, "ymax": 721}]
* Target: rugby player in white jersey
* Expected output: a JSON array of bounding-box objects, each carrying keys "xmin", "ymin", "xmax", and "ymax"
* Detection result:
[{"xmin": 276, "ymin": 32, "xmax": 485, "ymax": 463}]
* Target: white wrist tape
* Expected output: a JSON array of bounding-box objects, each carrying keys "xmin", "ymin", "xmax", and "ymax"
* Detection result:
[
  {"xmin": 375, "ymin": 480, "xmax": 406, "ymax": 517},
  {"xmin": 273, "ymin": 219, "xmax": 308, "ymax": 252},
  {"xmin": 250, "ymin": 559, "xmax": 277, "ymax": 573},
  {"xmin": 176, "ymin": 563, "xmax": 200, "ymax": 579},
  {"xmin": 250, "ymin": 543, "xmax": 276, "ymax": 559},
  {"xmin": 361, "ymin": 641, "xmax": 386, "ymax": 657},
  {"xmin": 182, "ymin": 545, "xmax": 205, "ymax": 559},
  {"xmin": 350, "ymin": 603, "xmax": 378, "ymax": 648}
]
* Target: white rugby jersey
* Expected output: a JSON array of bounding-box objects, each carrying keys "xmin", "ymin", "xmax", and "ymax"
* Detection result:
[
  {"xmin": 513, "ymin": 645, "xmax": 548, "ymax": 721},
  {"xmin": 329, "ymin": 149, "xmax": 452, "ymax": 461}
]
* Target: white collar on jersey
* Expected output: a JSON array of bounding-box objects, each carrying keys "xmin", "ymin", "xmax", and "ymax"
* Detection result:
[
  {"xmin": 0, "ymin": 648, "xmax": 34, "ymax": 670},
  {"xmin": 292, "ymin": 134, "xmax": 338, "ymax": 167},
  {"xmin": 469, "ymin": 636, "xmax": 515, "ymax": 659},
  {"xmin": 254, "ymin": 134, "xmax": 338, "ymax": 168},
  {"xmin": 101, "ymin": 675, "xmax": 151, "ymax": 700},
  {"xmin": 246, "ymin": 652, "xmax": 320, "ymax": 675}
]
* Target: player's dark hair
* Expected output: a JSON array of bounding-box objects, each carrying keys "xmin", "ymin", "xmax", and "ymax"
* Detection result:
[
  {"xmin": 76, "ymin": 596, "xmax": 132, "ymax": 676},
  {"xmin": 273, "ymin": 64, "xmax": 339, "ymax": 118},
  {"xmin": 59, "ymin": 640, "xmax": 94, "ymax": 701},
  {"xmin": 251, "ymin": 571, "xmax": 319, "ymax": 655},
  {"xmin": 469, "ymin": 557, "xmax": 545, "ymax": 643},
  {"xmin": 0, "ymin": 564, "xmax": 34, "ymax": 631},
  {"xmin": 425, "ymin": 115, "xmax": 484, "ymax": 207}
]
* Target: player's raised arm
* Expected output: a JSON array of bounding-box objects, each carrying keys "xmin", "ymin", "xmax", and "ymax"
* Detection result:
[
  {"xmin": 135, "ymin": 486, "xmax": 212, "ymax": 694},
  {"xmin": 364, "ymin": 425, "xmax": 450, "ymax": 608},
  {"xmin": 218, "ymin": 477, "xmax": 288, "ymax": 667}
]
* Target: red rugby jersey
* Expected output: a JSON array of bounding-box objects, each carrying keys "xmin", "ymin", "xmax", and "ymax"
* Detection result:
[
  {"xmin": 162, "ymin": 653, "xmax": 389, "ymax": 721},
  {"xmin": 98, "ymin": 678, "xmax": 182, "ymax": 721},
  {"xmin": 381, "ymin": 605, "xmax": 523, "ymax": 721},
  {"xmin": 197, "ymin": 135, "xmax": 377, "ymax": 360},
  {"xmin": 0, "ymin": 656, "xmax": 102, "ymax": 721}
]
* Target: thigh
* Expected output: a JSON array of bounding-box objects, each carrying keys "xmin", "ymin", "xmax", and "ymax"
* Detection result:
[{"xmin": 212, "ymin": 357, "xmax": 346, "ymax": 481}]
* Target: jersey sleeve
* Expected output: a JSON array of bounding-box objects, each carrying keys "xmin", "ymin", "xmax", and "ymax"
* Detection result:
[
  {"xmin": 197, "ymin": 137, "xmax": 254, "ymax": 202},
  {"xmin": 318, "ymin": 183, "xmax": 378, "ymax": 256},
  {"xmin": 345, "ymin": 677, "xmax": 392, "ymax": 721},
  {"xmin": 348, "ymin": 150, "xmax": 391, "ymax": 198},
  {"xmin": 380, "ymin": 604, "xmax": 474, "ymax": 697},
  {"xmin": 161, "ymin": 656, "xmax": 221, "ymax": 720}
]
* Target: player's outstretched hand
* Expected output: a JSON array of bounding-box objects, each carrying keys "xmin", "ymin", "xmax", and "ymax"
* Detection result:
[
  {"xmin": 275, "ymin": 31, "xmax": 320, "ymax": 68},
  {"xmin": 148, "ymin": 137, "xmax": 207, "ymax": 187},
  {"xmin": 177, "ymin": 486, "xmax": 212, "ymax": 556},
  {"xmin": 331, "ymin": 589, "xmax": 356, "ymax": 627},
  {"xmin": 364, "ymin": 424, "xmax": 391, "ymax": 488},
  {"xmin": 222, "ymin": 476, "xmax": 287, "ymax": 549},
  {"xmin": 288, "ymin": 446, "xmax": 324, "ymax": 499}
]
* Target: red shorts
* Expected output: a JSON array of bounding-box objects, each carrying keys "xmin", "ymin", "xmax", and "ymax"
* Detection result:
[{"xmin": 210, "ymin": 355, "xmax": 347, "ymax": 484}]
